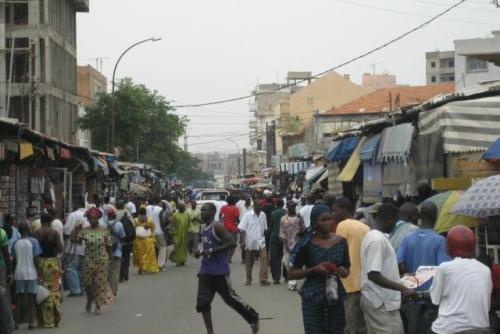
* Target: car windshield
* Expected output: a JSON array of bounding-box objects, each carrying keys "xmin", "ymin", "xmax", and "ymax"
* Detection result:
[{"xmin": 201, "ymin": 193, "xmax": 227, "ymax": 201}]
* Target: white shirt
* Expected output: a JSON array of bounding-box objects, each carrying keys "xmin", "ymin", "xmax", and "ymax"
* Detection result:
[
  {"xmin": 146, "ymin": 205, "xmax": 155, "ymax": 220},
  {"xmin": 63, "ymin": 208, "xmax": 89, "ymax": 255},
  {"xmin": 360, "ymin": 230, "xmax": 401, "ymax": 311},
  {"xmin": 215, "ymin": 200, "xmax": 228, "ymax": 221},
  {"xmin": 430, "ymin": 258, "xmax": 492, "ymax": 334},
  {"xmin": 50, "ymin": 218, "xmax": 64, "ymax": 246},
  {"xmin": 149, "ymin": 205, "xmax": 164, "ymax": 236},
  {"xmin": 238, "ymin": 210, "xmax": 267, "ymax": 250},
  {"xmin": 236, "ymin": 200, "xmax": 253, "ymax": 221},
  {"xmin": 13, "ymin": 238, "xmax": 40, "ymax": 280},
  {"xmin": 125, "ymin": 201, "xmax": 137, "ymax": 215},
  {"xmin": 299, "ymin": 205, "xmax": 314, "ymax": 228}
]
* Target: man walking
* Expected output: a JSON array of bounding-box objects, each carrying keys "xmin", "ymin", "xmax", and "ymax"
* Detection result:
[
  {"xmin": 220, "ymin": 196, "xmax": 240, "ymax": 262},
  {"xmin": 63, "ymin": 198, "xmax": 88, "ymax": 296},
  {"xmin": 116, "ymin": 200, "xmax": 135, "ymax": 282},
  {"xmin": 239, "ymin": 200, "xmax": 270, "ymax": 286},
  {"xmin": 279, "ymin": 201, "xmax": 301, "ymax": 291},
  {"xmin": 397, "ymin": 201, "xmax": 450, "ymax": 334},
  {"xmin": 195, "ymin": 203, "xmax": 259, "ymax": 334},
  {"xmin": 389, "ymin": 202, "xmax": 418, "ymax": 252},
  {"xmin": 269, "ymin": 199, "xmax": 286, "ymax": 284},
  {"xmin": 148, "ymin": 197, "xmax": 167, "ymax": 270},
  {"xmin": 360, "ymin": 203, "xmax": 414, "ymax": 334},
  {"xmin": 334, "ymin": 197, "xmax": 370, "ymax": 334},
  {"xmin": 186, "ymin": 200, "xmax": 202, "ymax": 254},
  {"xmin": 237, "ymin": 195, "xmax": 252, "ymax": 263}
]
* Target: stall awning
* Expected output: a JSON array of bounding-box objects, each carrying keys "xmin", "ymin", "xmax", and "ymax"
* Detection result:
[
  {"xmin": 338, "ymin": 139, "xmax": 365, "ymax": 182},
  {"xmin": 482, "ymin": 138, "xmax": 500, "ymax": 161},
  {"xmin": 92, "ymin": 156, "xmax": 109, "ymax": 175},
  {"xmin": 360, "ymin": 134, "xmax": 381, "ymax": 162},
  {"xmin": 378, "ymin": 123, "xmax": 414, "ymax": 163},
  {"xmin": 306, "ymin": 166, "xmax": 326, "ymax": 182},
  {"xmin": 325, "ymin": 137, "xmax": 359, "ymax": 162},
  {"xmin": 312, "ymin": 170, "xmax": 328, "ymax": 189}
]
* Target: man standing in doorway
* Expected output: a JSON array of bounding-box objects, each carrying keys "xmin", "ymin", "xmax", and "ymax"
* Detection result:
[
  {"xmin": 334, "ymin": 197, "xmax": 370, "ymax": 334},
  {"xmin": 360, "ymin": 203, "xmax": 414, "ymax": 333},
  {"xmin": 195, "ymin": 203, "xmax": 259, "ymax": 334},
  {"xmin": 239, "ymin": 200, "xmax": 270, "ymax": 286}
]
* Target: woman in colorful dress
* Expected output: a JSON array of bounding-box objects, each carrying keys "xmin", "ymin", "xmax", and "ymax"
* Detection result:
[
  {"xmin": 289, "ymin": 204, "xmax": 350, "ymax": 334},
  {"xmin": 34, "ymin": 213, "xmax": 63, "ymax": 328},
  {"xmin": 169, "ymin": 204, "xmax": 191, "ymax": 266},
  {"xmin": 72, "ymin": 208, "xmax": 113, "ymax": 315},
  {"xmin": 133, "ymin": 207, "xmax": 159, "ymax": 274}
]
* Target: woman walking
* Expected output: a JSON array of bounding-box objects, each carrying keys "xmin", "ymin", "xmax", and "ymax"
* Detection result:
[
  {"xmin": 33, "ymin": 213, "xmax": 63, "ymax": 328},
  {"xmin": 289, "ymin": 204, "xmax": 350, "ymax": 334},
  {"xmin": 72, "ymin": 208, "xmax": 113, "ymax": 315},
  {"xmin": 133, "ymin": 207, "xmax": 159, "ymax": 274},
  {"xmin": 169, "ymin": 204, "xmax": 191, "ymax": 266}
]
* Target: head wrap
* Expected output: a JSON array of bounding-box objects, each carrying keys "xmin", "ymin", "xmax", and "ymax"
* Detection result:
[
  {"xmin": 447, "ymin": 225, "xmax": 476, "ymax": 258},
  {"xmin": 310, "ymin": 204, "xmax": 331, "ymax": 231},
  {"xmin": 85, "ymin": 207, "xmax": 103, "ymax": 219}
]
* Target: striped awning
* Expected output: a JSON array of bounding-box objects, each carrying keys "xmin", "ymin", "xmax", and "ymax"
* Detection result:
[{"xmin": 418, "ymin": 96, "xmax": 500, "ymax": 154}]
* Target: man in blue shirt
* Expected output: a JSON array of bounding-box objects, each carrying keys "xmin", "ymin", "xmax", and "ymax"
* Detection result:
[{"xmin": 397, "ymin": 201, "xmax": 451, "ymax": 334}]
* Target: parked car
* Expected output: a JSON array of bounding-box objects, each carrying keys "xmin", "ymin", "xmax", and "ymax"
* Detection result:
[{"xmin": 196, "ymin": 189, "xmax": 230, "ymax": 207}]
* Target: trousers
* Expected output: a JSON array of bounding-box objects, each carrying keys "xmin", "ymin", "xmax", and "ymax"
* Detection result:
[
  {"xmin": 269, "ymin": 242, "xmax": 283, "ymax": 282},
  {"xmin": 344, "ymin": 291, "xmax": 366, "ymax": 334},
  {"xmin": 120, "ymin": 244, "xmax": 132, "ymax": 281},
  {"xmin": 63, "ymin": 254, "xmax": 84, "ymax": 295},
  {"xmin": 360, "ymin": 294, "xmax": 403, "ymax": 334},
  {"xmin": 156, "ymin": 234, "xmax": 167, "ymax": 268},
  {"xmin": 245, "ymin": 248, "xmax": 268, "ymax": 283}
]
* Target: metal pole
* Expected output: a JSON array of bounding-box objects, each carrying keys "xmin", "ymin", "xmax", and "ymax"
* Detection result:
[
  {"xmin": 110, "ymin": 37, "xmax": 161, "ymax": 153},
  {"xmin": 243, "ymin": 148, "xmax": 247, "ymax": 175}
]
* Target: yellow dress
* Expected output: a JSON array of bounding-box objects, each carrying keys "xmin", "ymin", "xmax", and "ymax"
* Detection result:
[{"xmin": 133, "ymin": 218, "xmax": 159, "ymax": 273}]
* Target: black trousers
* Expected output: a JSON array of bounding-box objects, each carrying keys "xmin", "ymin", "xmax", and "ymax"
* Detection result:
[
  {"xmin": 196, "ymin": 274, "xmax": 259, "ymax": 325},
  {"xmin": 269, "ymin": 242, "xmax": 283, "ymax": 282},
  {"xmin": 120, "ymin": 244, "xmax": 132, "ymax": 281}
]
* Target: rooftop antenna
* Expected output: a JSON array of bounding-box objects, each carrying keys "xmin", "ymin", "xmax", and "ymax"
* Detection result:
[
  {"xmin": 86, "ymin": 57, "xmax": 108, "ymax": 72},
  {"xmin": 369, "ymin": 63, "xmax": 381, "ymax": 75}
]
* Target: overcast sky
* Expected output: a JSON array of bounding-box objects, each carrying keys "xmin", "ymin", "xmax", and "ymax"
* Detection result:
[{"xmin": 77, "ymin": 0, "xmax": 500, "ymax": 153}]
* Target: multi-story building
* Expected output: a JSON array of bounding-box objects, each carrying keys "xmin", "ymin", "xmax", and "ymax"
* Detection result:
[
  {"xmin": 454, "ymin": 31, "xmax": 500, "ymax": 89},
  {"xmin": 426, "ymin": 51, "xmax": 456, "ymax": 85},
  {"xmin": 0, "ymin": 0, "xmax": 89, "ymax": 144},
  {"xmin": 76, "ymin": 65, "xmax": 107, "ymax": 148}
]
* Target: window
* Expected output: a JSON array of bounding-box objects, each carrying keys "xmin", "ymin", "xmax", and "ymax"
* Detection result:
[
  {"xmin": 440, "ymin": 58, "xmax": 454, "ymax": 68},
  {"xmin": 431, "ymin": 76, "xmax": 436, "ymax": 83},
  {"xmin": 466, "ymin": 57, "xmax": 488, "ymax": 73},
  {"xmin": 448, "ymin": 59, "xmax": 455, "ymax": 68},
  {"xmin": 430, "ymin": 61, "xmax": 436, "ymax": 68},
  {"xmin": 440, "ymin": 74, "xmax": 455, "ymax": 82},
  {"xmin": 5, "ymin": 3, "xmax": 29, "ymax": 25}
]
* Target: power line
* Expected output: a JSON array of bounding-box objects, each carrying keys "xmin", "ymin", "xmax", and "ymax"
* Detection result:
[
  {"xmin": 188, "ymin": 133, "xmax": 250, "ymax": 147},
  {"xmin": 412, "ymin": 0, "xmax": 498, "ymax": 11},
  {"xmin": 172, "ymin": 0, "xmax": 468, "ymax": 109}
]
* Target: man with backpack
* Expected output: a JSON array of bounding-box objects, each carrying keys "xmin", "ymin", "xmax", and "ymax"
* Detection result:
[
  {"xmin": 106, "ymin": 207, "xmax": 126, "ymax": 296},
  {"xmin": 116, "ymin": 201, "xmax": 136, "ymax": 283}
]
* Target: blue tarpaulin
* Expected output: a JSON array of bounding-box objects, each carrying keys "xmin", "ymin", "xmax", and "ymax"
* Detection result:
[
  {"xmin": 482, "ymin": 138, "xmax": 500, "ymax": 161},
  {"xmin": 360, "ymin": 134, "xmax": 381, "ymax": 162},
  {"xmin": 325, "ymin": 137, "xmax": 359, "ymax": 162}
]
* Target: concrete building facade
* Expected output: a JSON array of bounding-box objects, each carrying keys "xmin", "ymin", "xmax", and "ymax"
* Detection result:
[
  {"xmin": 426, "ymin": 51, "xmax": 456, "ymax": 85},
  {"xmin": 454, "ymin": 31, "xmax": 500, "ymax": 89},
  {"xmin": 0, "ymin": 0, "xmax": 89, "ymax": 144}
]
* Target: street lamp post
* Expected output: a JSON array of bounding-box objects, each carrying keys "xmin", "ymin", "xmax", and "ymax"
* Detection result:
[
  {"xmin": 226, "ymin": 138, "xmax": 241, "ymax": 177},
  {"xmin": 110, "ymin": 37, "xmax": 161, "ymax": 153}
]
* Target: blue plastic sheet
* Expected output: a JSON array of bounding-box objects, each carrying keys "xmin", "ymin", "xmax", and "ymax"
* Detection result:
[{"xmin": 325, "ymin": 137, "xmax": 359, "ymax": 162}]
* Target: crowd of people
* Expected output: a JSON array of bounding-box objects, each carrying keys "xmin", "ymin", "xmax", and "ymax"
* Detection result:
[{"xmin": 0, "ymin": 187, "xmax": 499, "ymax": 333}]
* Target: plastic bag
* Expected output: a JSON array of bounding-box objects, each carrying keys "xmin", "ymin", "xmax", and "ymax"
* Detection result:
[
  {"xmin": 325, "ymin": 276, "xmax": 339, "ymax": 303},
  {"xmin": 36, "ymin": 285, "xmax": 50, "ymax": 305}
]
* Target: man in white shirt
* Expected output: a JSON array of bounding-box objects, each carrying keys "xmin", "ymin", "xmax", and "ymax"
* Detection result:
[
  {"xmin": 429, "ymin": 225, "xmax": 492, "ymax": 334},
  {"xmin": 237, "ymin": 194, "xmax": 253, "ymax": 264},
  {"xmin": 239, "ymin": 200, "xmax": 269, "ymax": 286},
  {"xmin": 360, "ymin": 203, "xmax": 414, "ymax": 334},
  {"xmin": 215, "ymin": 195, "xmax": 228, "ymax": 222},
  {"xmin": 299, "ymin": 194, "xmax": 314, "ymax": 229},
  {"xmin": 63, "ymin": 199, "xmax": 89, "ymax": 296},
  {"xmin": 147, "ymin": 197, "xmax": 167, "ymax": 270},
  {"xmin": 125, "ymin": 197, "xmax": 137, "ymax": 218}
]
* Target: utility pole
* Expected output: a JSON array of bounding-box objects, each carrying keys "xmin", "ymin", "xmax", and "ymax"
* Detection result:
[
  {"xmin": 243, "ymin": 148, "xmax": 247, "ymax": 175},
  {"xmin": 183, "ymin": 134, "xmax": 188, "ymax": 151}
]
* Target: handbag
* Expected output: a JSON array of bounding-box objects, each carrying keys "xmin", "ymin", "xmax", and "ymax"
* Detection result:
[
  {"xmin": 135, "ymin": 226, "xmax": 152, "ymax": 239},
  {"xmin": 36, "ymin": 285, "xmax": 51, "ymax": 305}
]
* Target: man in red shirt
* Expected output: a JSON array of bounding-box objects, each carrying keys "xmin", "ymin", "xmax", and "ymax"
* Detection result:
[{"xmin": 220, "ymin": 196, "xmax": 240, "ymax": 263}]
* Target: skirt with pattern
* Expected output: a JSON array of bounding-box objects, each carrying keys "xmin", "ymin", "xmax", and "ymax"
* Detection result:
[{"xmin": 83, "ymin": 260, "xmax": 113, "ymax": 306}]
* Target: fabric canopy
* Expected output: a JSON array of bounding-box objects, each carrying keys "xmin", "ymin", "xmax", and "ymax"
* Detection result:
[
  {"xmin": 377, "ymin": 123, "xmax": 414, "ymax": 163},
  {"xmin": 338, "ymin": 138, "xmax": 365, "ymax": 182},
  {"xmin": 360, "ymin": 134, "xmax": 381, "ymax": 162},
  {"xmin": 482, "ymin": 138, "xmax": 500, "ymax": 161},
  {"xmin": 325, "ymin": 137, "xmax": 359, "ymax": 162},
  {"xmin": 419, "ymin": 96, "xmax": 500, "ymax": 154},
  {"xmin": 306, "ymin": 166, "xmax": 326, "ymax": 182}
]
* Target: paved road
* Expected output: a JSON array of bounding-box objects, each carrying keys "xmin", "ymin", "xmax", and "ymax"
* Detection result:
[{"xmin": 18, "ymin": 257, "xmax": 303, "ymax": 334}]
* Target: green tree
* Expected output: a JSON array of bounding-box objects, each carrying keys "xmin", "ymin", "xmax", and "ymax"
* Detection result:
[{"xmin": 78, "ymin": 78, "xmax": 206, "ymax": 182}]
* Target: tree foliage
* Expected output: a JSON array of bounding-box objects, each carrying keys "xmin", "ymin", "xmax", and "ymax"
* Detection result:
[{"xmin": 78, "ymin": 78, "xmax": 209, "ymax": 182}]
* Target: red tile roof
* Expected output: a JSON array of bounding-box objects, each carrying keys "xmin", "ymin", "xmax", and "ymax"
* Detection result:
[{"xmin": 325, "ymin": 84, "xmax": 455, "ymax": 115}]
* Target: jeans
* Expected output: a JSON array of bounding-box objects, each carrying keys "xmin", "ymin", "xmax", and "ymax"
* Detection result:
[
  {"xmin": 63, "ymin": 254, "xmax": 84, "ymax": 295},
  {"xmin": 402, "ymin": 298, "xmax": 437, "ymax": 334},
  {"xmin": 269, "ymin": 242, "xmax": 283, "ymax": 282}
]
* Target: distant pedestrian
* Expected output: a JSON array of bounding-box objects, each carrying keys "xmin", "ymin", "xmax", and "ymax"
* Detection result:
[
  {"xmin": 125, "ymin": 196, "xmax": 137, "ymax": 218},
  {"xmin": 47, "ymin": 208, "xmax": 64, "ymax": 248},
  {"xmin": 389, "ymin": 202, "xmax": 418, "ymax": 252},
  {"xmin": 360, "ymin": 203, "xmax": 414, "ymax": 334},
  {"xmin": 220, "ymin": 196, "xmax": 240, "ymax": 262},
  {"xmin": 334, "ymin": 197, "xmax": 370, "ymax": 334},
  {"xmin": 106, "ymin": 207, "xmax": 126, "ymax": 296},
  {"xmin": 299, "ymin": 194, "xmax": 314, "ymax": 229},
  {"xmin": 34, "ymin": 213, "xmax": 63, "ymax": 328},
  {"xmin": 289, "ymin": 204, "xmax": 350, "ymax": 334},
  {"xmin": 186, "ymin": 200, "xmax": 202, "ymax": 254},
  {"xmin": 429, "ymin": 225, "xmax": 492, "ymax": 334},
  {"xmin": 195, "ymin": 203, "xmax": 259, "ymax": 334},
  {"xmin": 236, "ymin": 195, "xmax": 253, "ymax": 263},
  {"xmin": 72, "ymin": 208, "xmax": 113, "ymax": 315},
  {"xmin": 13, "ymin": 223, "xmax": 42, "ymax": 329},
  {"xmin": 170, "ymin": 204, "xmax": 191, "ymax": 266},
  {"xmin": 133, "ymin": 207, "xmax": 159, "ymax": 274},
  {"xmin": 269, "ymin": 199, "xmax": 286, "ymax": 284},
  {"xmin": 117, "ymin": 201, "xmax": 136, "ymax": 282},
  {"xmin": 239, "ymin": 200, "xmax": 269, "ymax": 286},
  {"xmin": 215, "ymin": 195, "xmax": 228, "ymax": 221},
  {"xmin": 279, "ymin": 201, "xmax": 302, "ymax": 291}
]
